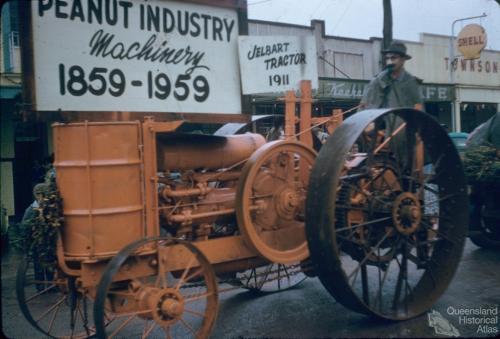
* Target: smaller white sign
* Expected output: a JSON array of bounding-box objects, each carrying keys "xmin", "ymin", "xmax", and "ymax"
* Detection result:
[{"xmin": 238, "ymin": 36, "xmax": 318, "ymax": 94}]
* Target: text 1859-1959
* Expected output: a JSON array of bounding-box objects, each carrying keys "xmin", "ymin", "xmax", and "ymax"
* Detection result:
[{"xmin": 58, "ymin": 64, "xmax": 210, "ymax": 102}]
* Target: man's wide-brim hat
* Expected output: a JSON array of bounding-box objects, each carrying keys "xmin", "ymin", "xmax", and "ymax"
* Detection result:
[{"xmin": 382, "ymin": 41, "xmax": 411, "ymax": 59}]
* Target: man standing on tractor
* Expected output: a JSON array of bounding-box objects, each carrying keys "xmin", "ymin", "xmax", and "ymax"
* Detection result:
[
  {"xmin": 360, "ymin": 40, "xmax": 423, "ymax": 111},
  {"xmin": 357, "ymin": 41, "xmax": 424, "ymax": 161}
]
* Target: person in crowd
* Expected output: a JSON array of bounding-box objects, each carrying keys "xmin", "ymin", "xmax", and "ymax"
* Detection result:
[
  {"xmin": 312, "ymin": 126, "xmax": 329, "ymax": 144},
  {"xmin": 21, "ymin": 183, "xmax": 54, "ymax": 291},
  {"xmin": 267, "ymin": 118, "xmax": 284, "ymax": 141}
]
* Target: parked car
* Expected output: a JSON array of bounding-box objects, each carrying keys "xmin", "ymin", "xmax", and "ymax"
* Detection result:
[{"xmin": 448, "ymin": 132, "xmax": 469, "ymax": 159}]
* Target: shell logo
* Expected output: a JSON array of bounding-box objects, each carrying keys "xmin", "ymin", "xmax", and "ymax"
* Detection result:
[{"xmin": 457, "ymin": 24, "xmax": 487, "ymax": 60}]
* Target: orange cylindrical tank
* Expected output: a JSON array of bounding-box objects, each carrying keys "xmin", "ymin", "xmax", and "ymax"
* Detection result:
[
  {"xmin": 53, "ymin": 122, "xmax": 144, "ymax": 258},
  {"xmin": 157, "ymin": 133, "xmax": 265, "ymax": 171}
]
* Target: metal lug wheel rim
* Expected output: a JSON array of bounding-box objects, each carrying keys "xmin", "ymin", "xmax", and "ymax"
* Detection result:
[
  {"xmin": 306, "ymin": 108, "xmax": 468, "ymax": 320},
  {"xmin": 93, "ymin": 236, "xmax": 218, "ymax": 338},
  {"xmin": 16, "ymin": 257, "xmax": 99, "ymax": 338}
]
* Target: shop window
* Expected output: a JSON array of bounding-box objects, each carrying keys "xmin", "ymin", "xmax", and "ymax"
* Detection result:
[
  {"xmin": 425, "ymin": 102, "xmax": 452, "ymax": 131},
  {"xmin": 315, "ymin": 101, "xmax": 359, "ymax": 119},
  {"xmin": 460, "ymin": 102, "xmax": 498, "ymax": 133},
  {"xmin": 9, "ymin": 32, "xmax": 19, "ymax": 47},
  {"xmin": 253, "ymin": 103, "xmax": 285, "ymax": 115}
]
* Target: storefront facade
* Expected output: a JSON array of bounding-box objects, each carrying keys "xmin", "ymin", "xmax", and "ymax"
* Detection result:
[
  {"xmin": 1, "ymin": 12, "xmax": 498, "ymax": 222},
  {"xmin": 1, "ymin": 2, "xmax": 22, "ymax": 221},
  {"xmin": 413, "ymin": 33, "xmax": 499, "ymax": 132},
  {"xmin": 249, "ymin": 19, "xmax": 499, "ymax": 131}
]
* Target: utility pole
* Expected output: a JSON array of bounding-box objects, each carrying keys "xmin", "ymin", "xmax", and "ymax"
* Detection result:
[{"xmin": 382, "ymin": 0, "xmax": 393, "ymax": 69}]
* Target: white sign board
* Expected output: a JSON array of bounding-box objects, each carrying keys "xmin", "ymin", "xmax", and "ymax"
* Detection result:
[
  {"xmin": 238, "ymin": 36, "xmax": 318, "ymax": 94},
  {"xmin": 31, "ymin": 0, "xmax": 242, "ymax": 113}
]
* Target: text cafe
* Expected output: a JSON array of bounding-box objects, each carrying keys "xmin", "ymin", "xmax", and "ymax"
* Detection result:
[{"xmin": 252, "ymin": 79, "xmax": 455, "ymax": 128}]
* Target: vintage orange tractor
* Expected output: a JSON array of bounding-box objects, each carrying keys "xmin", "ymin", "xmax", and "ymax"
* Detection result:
[
  {"xmin": 16, "ymin": 80, "xmax": 468, "ymax": 337},
  {"xmin": 15, "ymin": 0, "xmax": 469, "ymax": 336}
]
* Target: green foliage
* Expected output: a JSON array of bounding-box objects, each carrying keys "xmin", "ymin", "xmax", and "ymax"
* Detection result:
[
  {"xmin": 464, "ymin": 143, "xmax": 500, "ymax": 184},
  {"xmin": 26, "ymin": 178, "xmax": 63, "ymax": 268}
]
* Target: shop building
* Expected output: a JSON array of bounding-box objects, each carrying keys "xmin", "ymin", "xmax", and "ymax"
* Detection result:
[
  {"xmin": 1, "ymin": 2, "xmax": 22, "ymax": 221},
  {"xmin": 249, "ymin": 19, "xmax": 499, "ymax": 131},
  {"xmin": 2, "ymin": 2, "xmax": 58, "ymax": 224}
]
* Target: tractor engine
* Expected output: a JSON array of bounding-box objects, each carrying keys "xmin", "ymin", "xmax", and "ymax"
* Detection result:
[{"xmin": 156, "ymin": 133, "xmax": 266, "ymax": 240}]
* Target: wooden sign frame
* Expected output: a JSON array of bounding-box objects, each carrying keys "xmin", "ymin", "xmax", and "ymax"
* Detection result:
[{"xmin": 19, "ymin": 0, "xmax": 250, "ymax": 123}]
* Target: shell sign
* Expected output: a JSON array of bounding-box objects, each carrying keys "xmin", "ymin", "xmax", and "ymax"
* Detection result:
[{"xmin": 457, "ymin": 24, "xmax": 487, "ymax": 59}]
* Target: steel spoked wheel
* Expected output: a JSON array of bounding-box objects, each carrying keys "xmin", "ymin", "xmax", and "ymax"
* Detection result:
[
  {"xmin": 16, "ymin": 257, "xmax": 98, "ymax": 338},
  {"xmin": 234, "ymin": 262, "xmax": 307, "ymax": 293},
  {"xmin": 236, "ymin": 140, "xmax": 316, "ymax": 264},
  {"xmin": 306, "ymin": 108, "xmax": 468, "ymax": 320},
  {"xmin": 94, "ymin": 237, "xmax": 218, "ymax": 338}
]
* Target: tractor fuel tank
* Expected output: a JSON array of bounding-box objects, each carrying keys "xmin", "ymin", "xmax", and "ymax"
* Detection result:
[
  {"xmin": 157, "ymin": 133, "xmax": 266, "ymax": 171},
  {"xmin": 53, "ymin": 121, "xmax": 144, "ymax": 258}
]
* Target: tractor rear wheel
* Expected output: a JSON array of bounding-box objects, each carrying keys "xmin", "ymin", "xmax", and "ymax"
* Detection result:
[{"xmin": 306, "ymin": 108, "xmax": 468, "ymax": 320}]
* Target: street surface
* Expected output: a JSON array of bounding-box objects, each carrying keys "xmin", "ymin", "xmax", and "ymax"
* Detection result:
[{"xmin": 2, "ymin": 239, "xmax": 499, "ymax": 338}]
